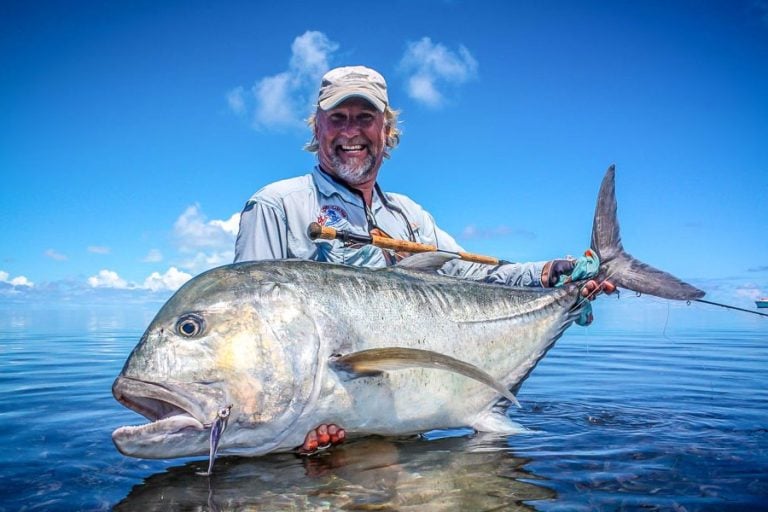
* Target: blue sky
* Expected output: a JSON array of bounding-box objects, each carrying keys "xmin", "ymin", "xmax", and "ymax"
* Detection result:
[{"xmin": 1, "ymin": 0, "xmax": 767, "ymax": 307}]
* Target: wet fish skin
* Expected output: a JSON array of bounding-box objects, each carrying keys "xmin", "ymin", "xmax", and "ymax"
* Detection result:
[{"xmin": 112, "ymin": 166, "xmax": 704, "ymax": 459}]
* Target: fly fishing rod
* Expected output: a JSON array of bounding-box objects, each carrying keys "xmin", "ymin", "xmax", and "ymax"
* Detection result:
[
  {"xmin": 307, "ymin": 222, "xmax": 768, "ymax": 319},
  {"xmin": 307, "ymin": 222, "xmax": 511, "ymax": 265}
]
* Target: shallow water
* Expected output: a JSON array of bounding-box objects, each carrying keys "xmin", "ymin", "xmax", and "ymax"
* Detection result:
[{"xmin": 1, "ymin": 299, "xmax": 767, "ymax": 511}]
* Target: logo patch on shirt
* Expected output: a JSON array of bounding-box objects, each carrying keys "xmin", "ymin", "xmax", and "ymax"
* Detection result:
[{"xmin": 317, "ymin": 205, "xmax": 348, "ymax": 227}]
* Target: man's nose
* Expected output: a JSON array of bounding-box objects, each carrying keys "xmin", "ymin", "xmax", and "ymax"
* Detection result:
[
  {"xmin": 338, "ymin": 118, "xmax": 366, "ymax": 132},
  {"xmin": 339, "ymin": 121, "xmax": 362, "ymax": 137}
]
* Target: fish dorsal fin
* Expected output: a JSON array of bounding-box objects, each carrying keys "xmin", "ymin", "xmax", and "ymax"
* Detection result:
[
  {"xmin": 394, "ymin": 252, "xmax": 458, "ymax": 272},
  {"xmin": 330, "ymin": 347, "xmax": 520, "ymax": 408}
]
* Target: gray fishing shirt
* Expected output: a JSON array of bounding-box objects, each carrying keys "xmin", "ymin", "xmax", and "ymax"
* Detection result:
[{"xmin": 234, "ymin": 167, "xmax": 546, "ymax": 287}]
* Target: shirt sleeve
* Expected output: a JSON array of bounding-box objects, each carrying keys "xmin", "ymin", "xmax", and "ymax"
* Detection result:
[
  {"xmin": 418, "ymin": 209, "xmax": 547, "ymax": 287},
  {"xmin": 234, "ymin": 199, "xmax": 288, "ymax": 262}
]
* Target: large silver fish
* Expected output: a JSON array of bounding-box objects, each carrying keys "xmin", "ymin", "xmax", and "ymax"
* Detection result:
[{"xmin": 112, "ymin": 166, "xmax": 704, "ymax": 459}]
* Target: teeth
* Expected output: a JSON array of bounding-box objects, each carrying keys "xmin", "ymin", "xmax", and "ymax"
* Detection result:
[{"xmin": 341, "ymin": 145, "xmax": 364, "ymax": 151}]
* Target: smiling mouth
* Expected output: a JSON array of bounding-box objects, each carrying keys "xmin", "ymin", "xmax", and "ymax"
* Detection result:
[
  {"xmin": 337, "ymin": 143, "xmax": 368, "ymax": 155},
  {"xmin": 340, "ymin": 144, "xmax": 365, "ymax": 151}
]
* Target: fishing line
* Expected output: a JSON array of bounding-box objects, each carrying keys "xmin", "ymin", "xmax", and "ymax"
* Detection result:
[
  {"xmin": 661, "ymin": 301, "xmax": 673, "ymax": 342},
  {"xmin": 586, "ymin": 287, "xmax": 768, "ymax": 320},
  {"xmin": 692, "ymin": 299, "xmax": 768, "ymax": 318}
]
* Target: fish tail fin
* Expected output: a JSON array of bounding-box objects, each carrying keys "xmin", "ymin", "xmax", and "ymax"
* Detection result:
[{"xmin": 590, "ymin": 165, "xmax": 705, "ymax": 301}]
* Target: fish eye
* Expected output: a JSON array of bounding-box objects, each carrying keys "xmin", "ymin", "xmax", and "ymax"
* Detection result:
[{"xmin": 176, "ymin": 313, "xmax": 205, "ymax": 338}]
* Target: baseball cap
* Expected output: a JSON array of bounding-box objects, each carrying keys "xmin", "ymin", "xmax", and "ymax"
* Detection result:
[{"xmin": 317, "ymin": 66, "xmax": 388, "ymax": 112}]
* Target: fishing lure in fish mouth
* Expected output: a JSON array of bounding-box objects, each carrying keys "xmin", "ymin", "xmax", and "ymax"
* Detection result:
[{"xmin": 197, "ymin": 404, "xmax": 232, "ymax": 476}]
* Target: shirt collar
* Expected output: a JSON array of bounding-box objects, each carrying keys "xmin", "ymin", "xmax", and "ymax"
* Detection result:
[{"xmin": 313, "ymin": 166, "xmax": 386, "ymax": 211}]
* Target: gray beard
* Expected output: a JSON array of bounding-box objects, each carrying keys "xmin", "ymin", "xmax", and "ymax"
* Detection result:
[{"xmin": 330, "ymin": 153, "xmax": 375, "ymax": 185}]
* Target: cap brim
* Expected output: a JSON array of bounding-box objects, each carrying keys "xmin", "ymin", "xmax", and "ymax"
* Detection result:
[{"xmin": 318, "ymin": 91, "xmax": 386, "ymax": 112}]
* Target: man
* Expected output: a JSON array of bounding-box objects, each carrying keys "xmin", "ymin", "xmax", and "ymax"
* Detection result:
[
  {"xmin": 234, "ymin": 65, "xmax": 610, "ymax": 453},
  {"xmin": 235, "ymin": 65, "xmax": 605, "ymax": 292}
]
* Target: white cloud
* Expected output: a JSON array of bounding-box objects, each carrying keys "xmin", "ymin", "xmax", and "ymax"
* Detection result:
[
  {"xmin": 226, "ymin": 86, "xmax": 246, "ymax": 115},
  {"xmin": 228, "ymin": 30, "xmax": 339, "ymax": 130},
  {"xmin": 88, "ymin": 269, "xmax": 129, "ymax": 289},
  {"xmin": 87, "ymin": 266, "xmax": 191, "ymax": 292},
  {"xmin": 253, "ymin": 72, "xmax": 298, "ymax": 127},
  {"xmin": 178, "ymin": 251, "xmax": 233, "ymax": 275},
  {"xmin": 210, "ymin": 212, "xmax": 241, "ymax": 237},
  {"xmin": 88, "ymin": 245, "xmax": 111, "ymax": 254},
  {"xmin": 399, "ymin": 37, "xmax": 478, "ymax": 108},
  {"xmin": 45, "ymin": 249, "xmax": 68, "ymax": 261},
  {"xmin": 407, "ymin": 74, "xmax": 442, "ymax": 107},
  {"xmin": 735, "ymin": 283, "xmax": 764, "ymax": 300},
  {"xmin": 0, "ymin": 270, "xmax": 33, "ymax": 287},
  {"xmin": 289, "ymin": 30, "xmax": 338, "ymax": 78},
  {"xmin": 171, "ymin": 205, "xmax": 238, "ymax": 274},
  {"xmin": 173, "ymin": 204, "xmax": 239, "ymax": 252},
  {"xmin": 10, "ymin": 275, "xmax": 33, "ymax": 287},
  {"xmin": 142, "ymin": 248, "xmax": 163, "ymax": 263},
  {"xmin": 143, "ymin": 267, "xmax": 192, "ymax": 292}
]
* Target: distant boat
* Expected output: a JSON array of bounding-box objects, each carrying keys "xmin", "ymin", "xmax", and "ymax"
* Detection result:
[{"xmin": 757, "ymin": 298, "xmax": 768, "ymax": 309}]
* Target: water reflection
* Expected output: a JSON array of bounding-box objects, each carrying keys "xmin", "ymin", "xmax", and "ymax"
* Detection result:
[{"xmin": 115, "ymin": 435, "xmax": 555, "ymax": 511}]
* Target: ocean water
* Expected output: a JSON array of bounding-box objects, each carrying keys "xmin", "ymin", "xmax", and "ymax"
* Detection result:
[{"xmin": 1, "ymin": 297, "xmax": 767, "ymax": 511}]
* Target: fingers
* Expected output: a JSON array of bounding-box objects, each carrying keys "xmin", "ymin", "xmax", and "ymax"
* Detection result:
[
  {"xmin": 316, "ymin": 424, "xmax": 330, "ymax": 446},
  {"xmin": 299, "ymin": 423, "xmax": 347, "ymax": 455},
  {"xmin": 580, "ymin": 280, "xmax": 616, "ymax": 300},
  {"xmin": 580, "ymin": 281, "xmax": 597, "ymax": 299},
  {"xmin": 301, "ymin": 429, "xmax": 319, "ymax": 454},
  {"xmin": 327, "ymin": 424, "xmax": 346, "ymax": 444}
]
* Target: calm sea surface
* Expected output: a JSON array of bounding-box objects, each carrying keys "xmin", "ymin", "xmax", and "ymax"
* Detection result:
[{"xmin": 1, "ymin": 297, "xmax": 767, "ymax": 511}]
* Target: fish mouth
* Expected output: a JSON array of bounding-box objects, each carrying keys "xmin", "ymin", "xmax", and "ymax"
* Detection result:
[{"xmin": 112, "ymin": 376, "xmax": 222, "ymax": 458}]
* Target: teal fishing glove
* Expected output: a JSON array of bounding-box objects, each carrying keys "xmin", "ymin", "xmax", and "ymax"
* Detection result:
[
  {"xmin": 550, "ymin": 250, "xmax": 601, "ymax": 326},
  {"xmin": 554, "ymin": 250, "xmax": 600, "ymax": 287}
]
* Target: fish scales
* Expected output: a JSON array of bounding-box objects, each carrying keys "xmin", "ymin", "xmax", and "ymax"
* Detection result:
[{"xmin": 273, "ymin": 263, "xmax": 580, "ymax": 437}]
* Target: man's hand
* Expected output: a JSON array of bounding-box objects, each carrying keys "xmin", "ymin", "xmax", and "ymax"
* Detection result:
[
  {"xmin": 542, "ymin": 259, "xmax": 576, "ymax": 287},
  {"xmin": 580, "ymin": 279, "xmax": 616, "ymax": 300},
  {"xmin": 543, "ymin": 258, "xmax": 615, "ymax": 300}
]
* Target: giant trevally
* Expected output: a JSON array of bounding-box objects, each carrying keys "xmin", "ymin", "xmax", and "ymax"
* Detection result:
[{"xmin": 112, "ymin": 166, "xmax": 704, "ymax": 460}]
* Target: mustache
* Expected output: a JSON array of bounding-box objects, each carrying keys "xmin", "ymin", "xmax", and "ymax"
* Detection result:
[{"xmin": 334, "ymin": 137, "xmax": 369, "ymax": 146}]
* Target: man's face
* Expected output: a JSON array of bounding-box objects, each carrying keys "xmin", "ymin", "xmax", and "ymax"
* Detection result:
[{"xmin": 315, "ymin": 97, "xmax": 387, "ymax": 186}]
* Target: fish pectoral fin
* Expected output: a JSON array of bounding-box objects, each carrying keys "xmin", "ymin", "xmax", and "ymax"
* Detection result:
[
  {"xmin": 471, "ymin": 408, "xmax": 527, "ymax": 434},
  {"xmin": 329, "ymin": 347, "xmax": 520, "ymax": 408},
  {"xmin": 392, "ymin": 252, "xmax": 458, "ymax": 272}
]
